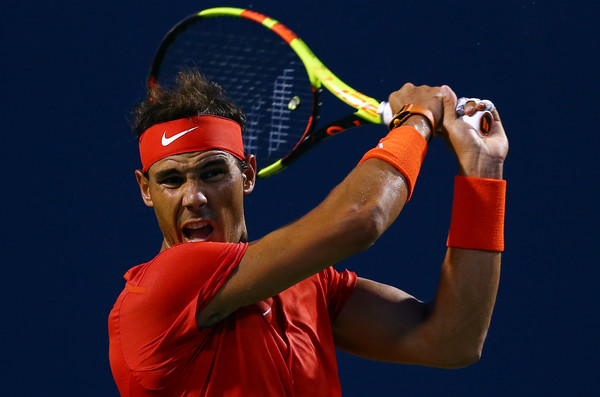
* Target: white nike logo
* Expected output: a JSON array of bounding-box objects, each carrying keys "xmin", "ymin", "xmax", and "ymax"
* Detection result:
[
  {"xmin": 161, "ymin": 126, "xmax": 199, "ymax": 146},
  {"xmin": 262, "ymin": 308, "xmax": 271, "ymax": 316}
]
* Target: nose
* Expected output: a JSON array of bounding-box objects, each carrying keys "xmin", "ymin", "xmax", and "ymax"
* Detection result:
[{"xmin": 181, "ymin": 180, "xmax": 208, "ymax": 210}]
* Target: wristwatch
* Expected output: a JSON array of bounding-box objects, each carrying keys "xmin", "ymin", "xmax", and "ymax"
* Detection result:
[{"xmin": 388, "ymin": 104, "xmax": 436, "ymax": 133}]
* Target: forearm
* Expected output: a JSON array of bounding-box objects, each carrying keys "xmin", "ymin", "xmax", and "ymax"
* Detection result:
[
  {"xmin": 244, "ymin": 117, "xmax": 432, "ymax": 284},
  {"xmin": 423, "ymin": 159, "xmax": 506, "ymax": 366},
  {"xmin": 202, "ymin": 141, "xmax": 417, "ymax": 322},
  {"xmin": 225, "ymin": 160, "xmax": 410, "ymax": 305},
  {"xmin": 424, "ymin": 247, "xmax": 501, "ymax": 367},
  {"xmin": 333, "ymin": 90, "xmax": 508, "ymax": 367},
  {"xmin": 201, "ymin": 91, "xmax": 436, "ymax": 324}
]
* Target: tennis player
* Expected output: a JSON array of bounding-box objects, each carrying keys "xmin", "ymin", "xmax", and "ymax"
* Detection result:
[{"xmin": 109, "ymin": 71, "xmax": 508, "ymax": 396}]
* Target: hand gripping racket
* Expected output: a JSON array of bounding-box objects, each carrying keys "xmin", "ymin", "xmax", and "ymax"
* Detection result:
[{"xmin": 148, "ymin": 7, "xmax": 493, "ymax": 178}]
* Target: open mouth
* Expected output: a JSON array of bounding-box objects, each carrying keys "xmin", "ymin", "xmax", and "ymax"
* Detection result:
[{"xmin": 183, "ymin": 221, "xmax": 214, "ymax": 242}]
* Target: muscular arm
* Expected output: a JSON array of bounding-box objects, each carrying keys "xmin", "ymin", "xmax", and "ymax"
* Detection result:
[
  {"xmin": 198, "ymin": 149, "xmax": 411, "ymax": 326},
  {"xmin": 197, "ymin": 85, "xmax": 442, "ymax": 327},
  {"xmin": 333, "ymin": 251, "xmax": 500, "ymax": 368},
  {"xmin": 333, "ymin": 88, "xmax": 508, "ymax": 367}
]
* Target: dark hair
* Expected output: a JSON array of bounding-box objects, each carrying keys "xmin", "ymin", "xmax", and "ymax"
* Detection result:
[{"xmin": 132, "ymin": 69, "xmax": 246, "ymax": 140}]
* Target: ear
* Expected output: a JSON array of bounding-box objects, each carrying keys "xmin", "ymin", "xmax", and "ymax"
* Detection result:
[
  {"xmin": 135, "ymin": 169, "xmax": 154, "ymax": 207},
  {"xmin": 242, "ymin": 154, "xmax": 257, "ymax": 196}
]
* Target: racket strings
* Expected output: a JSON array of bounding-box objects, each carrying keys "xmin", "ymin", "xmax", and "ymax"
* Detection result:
[{"xmin": 154, "ymin": 17, "xmax": 314, "ymax": 164}]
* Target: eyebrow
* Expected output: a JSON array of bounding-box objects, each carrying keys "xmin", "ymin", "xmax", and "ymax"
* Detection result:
[
  {"xmin": 154, "ymin": 168, "xmax": 181, "ymax": 181},
  {"xmin": 199, "ymin": 158, "xmax": 229, "ymax": 169},
  {"xmin": 153, "ymin": 158, "xmax": 229, "ymax": 180}
]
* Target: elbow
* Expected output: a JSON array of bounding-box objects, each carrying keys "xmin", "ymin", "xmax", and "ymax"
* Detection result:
[
  {"xmin": 423, "ymin": 324, "xmax": 487, "ymax": 368},
  {"xmin": 465, "ymin": 347, "xmax": 483, "ymax": 366},
  {"xmin": 345, "ymin": 203, "xmax": 387, "ymax": 251},
  {"xmin": 443, "ymin": 346, "xmax": 483, "ymax": 369},
  {"xmin": 436, "ymin": 337, "xmax": 486, "ymax": 369}
]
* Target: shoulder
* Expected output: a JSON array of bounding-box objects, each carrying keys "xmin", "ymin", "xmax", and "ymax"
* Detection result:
[
  {"xmin": 119, "ymin": 242, "xmax": 248, "ymax": 301},
  {"xmin": 141, "ymin": 242, "xmax": 248, "ymax": 276},
  {"xmin": 156, "ymin": 241, "xmax": 248, "ymax": 263}
]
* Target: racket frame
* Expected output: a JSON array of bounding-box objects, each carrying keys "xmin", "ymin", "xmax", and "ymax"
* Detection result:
[
  {"xmin": 148, "ymin": 7, "xmax": 493, "ymax": 178},
  {"xmin": 148, "ymin": 7, "xmax": 384, "ymax": 178}
]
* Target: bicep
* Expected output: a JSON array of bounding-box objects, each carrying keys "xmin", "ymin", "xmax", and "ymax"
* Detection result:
[{"xmin": 332, "ymin": 277, "xmax": 435, "ymax": 364}]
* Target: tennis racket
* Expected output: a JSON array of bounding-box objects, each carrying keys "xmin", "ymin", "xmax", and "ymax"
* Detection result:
[{"xmin": 148, "ymin": 7, "xmax": 493, "ymax": 178}]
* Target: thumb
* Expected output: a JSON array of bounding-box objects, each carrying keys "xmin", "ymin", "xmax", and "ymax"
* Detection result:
[{"xmin": 441, "ymin": 85, "xmax": 458, "ymax": 125}]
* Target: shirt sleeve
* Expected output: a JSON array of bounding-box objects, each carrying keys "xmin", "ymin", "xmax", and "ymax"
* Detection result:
[
  {"xmin": 320, "ymin": 267, "xmax": 358, "ymax": 321},
  {"xmin": 117, "ymin": 242, "xmax": 247, "ymax": 373}
]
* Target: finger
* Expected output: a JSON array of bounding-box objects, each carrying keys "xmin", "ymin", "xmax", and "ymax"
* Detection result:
[
  {"xmin": 486, "ymin": 108, "xmax": 506, "ymax": 139},
  {"xmin": 491, "ymin": 107, "xmax": 502, "ymax": 123},
  {"xmin": 442, "ymin": 85, "xmax": 459, "ymax": 125},
  {"xmin": 475, "ymin": 101, "xmax": 487, "ymax": 111},
  {"xmin": 458, "ymin": 98, "xmax": 493, "ymax": 116},
  {"xmin": 464, "ymin": 102, "xmax": 478, "ymax": 116},
  {"xmin": 456, "ymin": 97, "xmax": 479, "ymax": 116},
  {"xmin": 465, "ymin": 100, "xmax": 489, "ymax": 116}
]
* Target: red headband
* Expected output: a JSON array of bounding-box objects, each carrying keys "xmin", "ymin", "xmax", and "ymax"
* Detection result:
[{"xmin": 139, "ymin": 115, "xmax": 245, "ymax": 172}]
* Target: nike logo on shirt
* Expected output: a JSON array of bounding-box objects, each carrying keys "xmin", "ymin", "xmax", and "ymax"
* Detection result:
[{"xmin": 161, "ymin": 126, "xmax": 199, "ymax": 146}]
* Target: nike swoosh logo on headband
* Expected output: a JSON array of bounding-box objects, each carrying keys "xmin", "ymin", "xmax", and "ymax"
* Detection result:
[{"xmin": 161, "ymin": 126, "xmax": 199, "ymax": 146}]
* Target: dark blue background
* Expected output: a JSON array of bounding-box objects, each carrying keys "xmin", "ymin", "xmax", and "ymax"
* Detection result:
[{"xmin": 3, "ymin": 0, "xmax": 598, "ymax": 395}]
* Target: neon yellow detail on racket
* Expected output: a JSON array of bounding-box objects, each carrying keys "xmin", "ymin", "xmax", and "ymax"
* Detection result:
[
  {"xmin": 197, "ymin": 7, "xmax": 383, "ymax": 124},
  {"xmin": 258, "ymin": 160, "xmax": 284, "ymax": 178}
]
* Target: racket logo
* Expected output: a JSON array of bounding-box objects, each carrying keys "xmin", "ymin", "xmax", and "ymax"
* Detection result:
[
  {"xmin": 161, "ymin": 127, "xmax": 199, "ymax": 146},
  {"xmin": 479, "ymin": 112, "xmax": 493, "ymax": 136},
  {"xmin": 326, "ymin": 126, "xmax": 344, "ymax": 136},
  {"xmin": 327, "ymin": 120, "xmax": 362, "ymax": 136}
]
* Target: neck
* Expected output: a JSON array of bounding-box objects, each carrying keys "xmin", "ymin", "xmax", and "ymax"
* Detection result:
[{"xmin": 160, "ymin": 239, "xmax": 170, "ymax": 252}]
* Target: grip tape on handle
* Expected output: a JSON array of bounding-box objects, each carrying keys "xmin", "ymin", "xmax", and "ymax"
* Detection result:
[{"xmin": 378, "ymin": 99, "xmax": 494, "ymax": 137}]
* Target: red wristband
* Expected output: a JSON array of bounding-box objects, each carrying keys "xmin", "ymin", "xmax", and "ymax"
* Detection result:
[
  {"xmin": 358, "ymin": 126, "xmax": 427, "ymax": 201},
  {"xmin": 447, "ymin": 176, "xmax": 507, "ymax": 252}
]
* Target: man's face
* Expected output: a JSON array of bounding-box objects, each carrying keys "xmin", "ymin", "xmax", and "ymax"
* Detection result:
[{"xmin": 135, "ymin": 151, "xmax": 256, "ymax": 250}]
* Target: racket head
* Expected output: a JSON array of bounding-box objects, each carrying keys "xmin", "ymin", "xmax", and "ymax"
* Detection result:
[{"xmin": 148, "ymin": 8, "xmax": 318, "ymax": 176}]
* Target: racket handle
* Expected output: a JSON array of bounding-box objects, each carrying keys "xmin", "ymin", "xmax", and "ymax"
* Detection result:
[
  {"xmin": 459, "ymin": 111, "xmax": 494, "ymax": 136},
  {"xmin": 378, "ymin": 100, "xmax": 494, "ymax": 136},
  {"xmin": 378, "ymin": 101, "xmax": 394, "ymax": 125}
]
